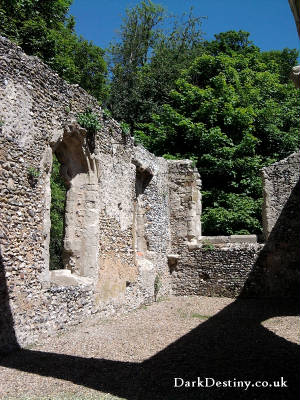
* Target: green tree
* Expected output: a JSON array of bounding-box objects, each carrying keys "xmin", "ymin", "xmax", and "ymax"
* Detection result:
[
  {"xmin": 202, "ymin": 30, "xmax": 259, "ymax": 56},
  {"xmin": 108, "ymin": 0, "xmax": 164, "ymax": 125},
  {"xmin": 108, "ymin": 0, "xmax": 204, "ymax": 127},
  {"xmin": 0, "ymin": 0, "xmax": 107, "ymax": 102},
  {"xmin": 136, "ymin": 33, "xmax": 299, "ymax": 234},
  {"xmin": 49, "ymin": 154, "xmax": 66, "ymax": 270}
]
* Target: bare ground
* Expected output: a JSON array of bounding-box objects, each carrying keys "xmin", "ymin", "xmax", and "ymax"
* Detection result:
[{"xmin": 0, "ymin": 295, "xmax": 299, "ymax": 400}]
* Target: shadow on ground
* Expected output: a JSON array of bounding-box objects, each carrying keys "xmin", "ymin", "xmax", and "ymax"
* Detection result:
[
  {"xmin": 0, "ymin": 180, "xmax": 299, "ymax": 400},
  {"xmin": 0, "ymin": 297, "xmax": 299, "ymax": 400}
]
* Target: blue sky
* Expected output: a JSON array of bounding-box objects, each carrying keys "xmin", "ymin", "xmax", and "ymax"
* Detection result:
[{"xmin": 70, "ymin": 0, "xmax": 299, "ymax": 52}]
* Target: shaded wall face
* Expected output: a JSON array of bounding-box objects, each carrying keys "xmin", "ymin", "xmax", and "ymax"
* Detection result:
[
  {"xmin": 289, "ymin": 0, "xmax": 300, "ymax": 37},
  {"xmin": 262, "ymin": 153, "xmax": 300, "ymax": 296},
  {"xmin": 262, "ymin": 152, "xmax": 300, "ymax": 240},
  {"xmin": 243, "ymin": 153, "xmax": 300, "ymax": 298},
  {"xmin": 0, "ymin": 253, "xmax": 20, "ymax": 354},
  {"xmin": 130, "ymin": 147, "xmax": 173, "ymax": 303},
  {"xmin": 134, "ymin": 168, "xmax": 152, "ymax": 254}
]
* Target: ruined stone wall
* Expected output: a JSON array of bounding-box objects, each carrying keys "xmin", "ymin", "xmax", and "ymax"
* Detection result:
[
  {"xmin": 289, "ymin": 0, "xmax": 300, "ymax": 87},
  {"xmin": 170, "ymin": 239, "xmax": 262, "ymax": 298},
  {"xmin": 168, "ymin": 160, "xmax": 202, "ymax": 249},
  {"xmin": 167, "ymin": 160, "xmax": 262, "ymax": 298},
  {"xmin": 262, "ymin": 152, "xmax": 299, "ymax": 239},
  {"xmin": 169, "ymin": 152, "xmax": 299, "ymax": 298},
  {"xmin": 0, "ymin": 36, "xmax": 173, "ymax": 352},
  {"xmin": 245, "ymin": 152, "xmax": 300, "ymax": 297}
]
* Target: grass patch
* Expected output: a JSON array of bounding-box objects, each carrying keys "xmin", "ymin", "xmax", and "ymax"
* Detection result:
[
  {"xmin": 191, "ymin": 313, "xmax": 210, "ymax": 319},
  {"xmin": 139, "ymin": 305, "xmax": 148, "ymax": 310},
  {"xmin": 156, "ymin": 296, "xmax": 170, "ymax": 303},
  {"xmin": 201, "ymin": 240, "xmax": 215, "ymax": 252},
  {"xmin": 177, "ymin": 309, "xmax": 210, "ymax": 320}
]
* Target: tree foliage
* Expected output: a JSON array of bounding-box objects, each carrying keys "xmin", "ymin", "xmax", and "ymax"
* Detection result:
[
  {"xmin": 1, "ymin": 0, "xmax": 299, "ymax": 238},
  {"xmin": 0, "ymin": 0, "xmax": 107, "ymax": 101},
  {"xmin": 108, "ymin": 0, "xmax": 205, "ymax": 127},
  {"xmin": 49, "ymin": 154, "xmax": 66, "ymax": 270},
  {"xmin": 135, "ymin": 31, "xmax": 299, "ymax": 234}
]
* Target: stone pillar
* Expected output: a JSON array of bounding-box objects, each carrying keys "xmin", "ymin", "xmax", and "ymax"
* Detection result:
[
  {"xmin": 54, "ymin": 124, "xmax": 100, "ymax": 278},
  {"xmin": 168, "ymin": 160, "xmax": 202, "ymax": 251},
  {"xmin": 261, "ymin": 152, "xmax": 300, "ymax": 240}
]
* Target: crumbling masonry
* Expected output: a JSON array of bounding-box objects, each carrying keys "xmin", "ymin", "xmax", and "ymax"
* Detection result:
[{"xmin": 0, "ymin": 36, "xmax": 299, "ymax": 353}]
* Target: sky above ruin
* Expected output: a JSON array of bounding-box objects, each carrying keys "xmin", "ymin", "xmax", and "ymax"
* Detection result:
[{"xmin": 69, "ymin": 0, "xmax": 299, "ymax": 52}]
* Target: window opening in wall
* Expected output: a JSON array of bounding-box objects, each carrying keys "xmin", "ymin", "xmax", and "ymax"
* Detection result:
[
  {"xmin": 134, "ymin": 168, "xmax": 152, "ymax": 254},
  {"xmin": 49, "ymin": 153, "xmax": 67, "ymax": 270},
  {"xmin": 49, "ymin": 126, "xmax": 100, "ymax": 279},
  {"xmin": 201, "ymin": 185, "xmax": 263, "ymax": 237}
]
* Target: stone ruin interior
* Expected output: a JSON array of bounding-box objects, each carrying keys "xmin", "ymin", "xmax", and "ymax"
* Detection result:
[{"xmin": 0, "ymin": 34, "xmax": 299, "ymax": 354}]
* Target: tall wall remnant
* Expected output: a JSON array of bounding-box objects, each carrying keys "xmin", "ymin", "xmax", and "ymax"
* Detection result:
[
  {"xmin": 243, "ymin": 152, "xmax": 300, "ymax": 297},
  {"xmin": 262, "ymin": 152, "xmax": 299, "ymax": 240},
  {"xmin": 0, "ymin": 35, "xmax": 202, "ymax": 352}
]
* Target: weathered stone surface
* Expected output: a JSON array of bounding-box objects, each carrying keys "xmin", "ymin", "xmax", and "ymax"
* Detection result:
[
  {"xmin": 290, "ymin": 64, "xmax": 300, "ymax": 88},
  {"xmin": 171, "ymin": 243, "xmax": 263, "ymax": 298},
  {"xmin": 0, "ymin": 36, "xmax": 180, "ymax": 351},
  {"xmin": 199, "ymin": 235, "xmax": 257, "ymax": 244},
  {"xmin": 262, "ymin": 152, "xmax": 299, "ymax": 239},
  {"xmin": 50, "ymin": 270, "xmax": 93, "ymax": 286},
  {"xmin": 289, "ymin": 0, "xmax": 300, "ymax": 37},
  {"xmin": 168, "ymin": 160, "xmax": 202, "ymax": 247},
  {"xmin": 288, "ymin": 1, "xmax": 300, "ymax": 87},
  {"xmin": 244, "ymin": 152, "xmax": 300, "ymax": 298}
]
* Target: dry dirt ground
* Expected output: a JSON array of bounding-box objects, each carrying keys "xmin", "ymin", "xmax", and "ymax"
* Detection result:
[{"xmin": 0, "ymin": 295, "xmax": 299, "ymax": 400}]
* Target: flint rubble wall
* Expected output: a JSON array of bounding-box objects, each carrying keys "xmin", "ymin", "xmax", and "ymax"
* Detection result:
[
  {"xmin": 0, "ymin": 36, "xmax": 175, "ymax": 352},
  {"xmin": 168, "ymin": 153, "xmax": 299, "ymax": 298}
]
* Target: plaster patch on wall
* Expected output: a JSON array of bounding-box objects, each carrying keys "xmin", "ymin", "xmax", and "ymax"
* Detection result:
[
  {"xmin": 98, "ymin": 153, "xmax": 135, "ymax": 231},
  {"xmin": 95, "ymin": 255, "xmax": 138, "ymax": 302},
  {"xmin": 0, "ymin": 80, "xmax": 36, "ymax": 147}
]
